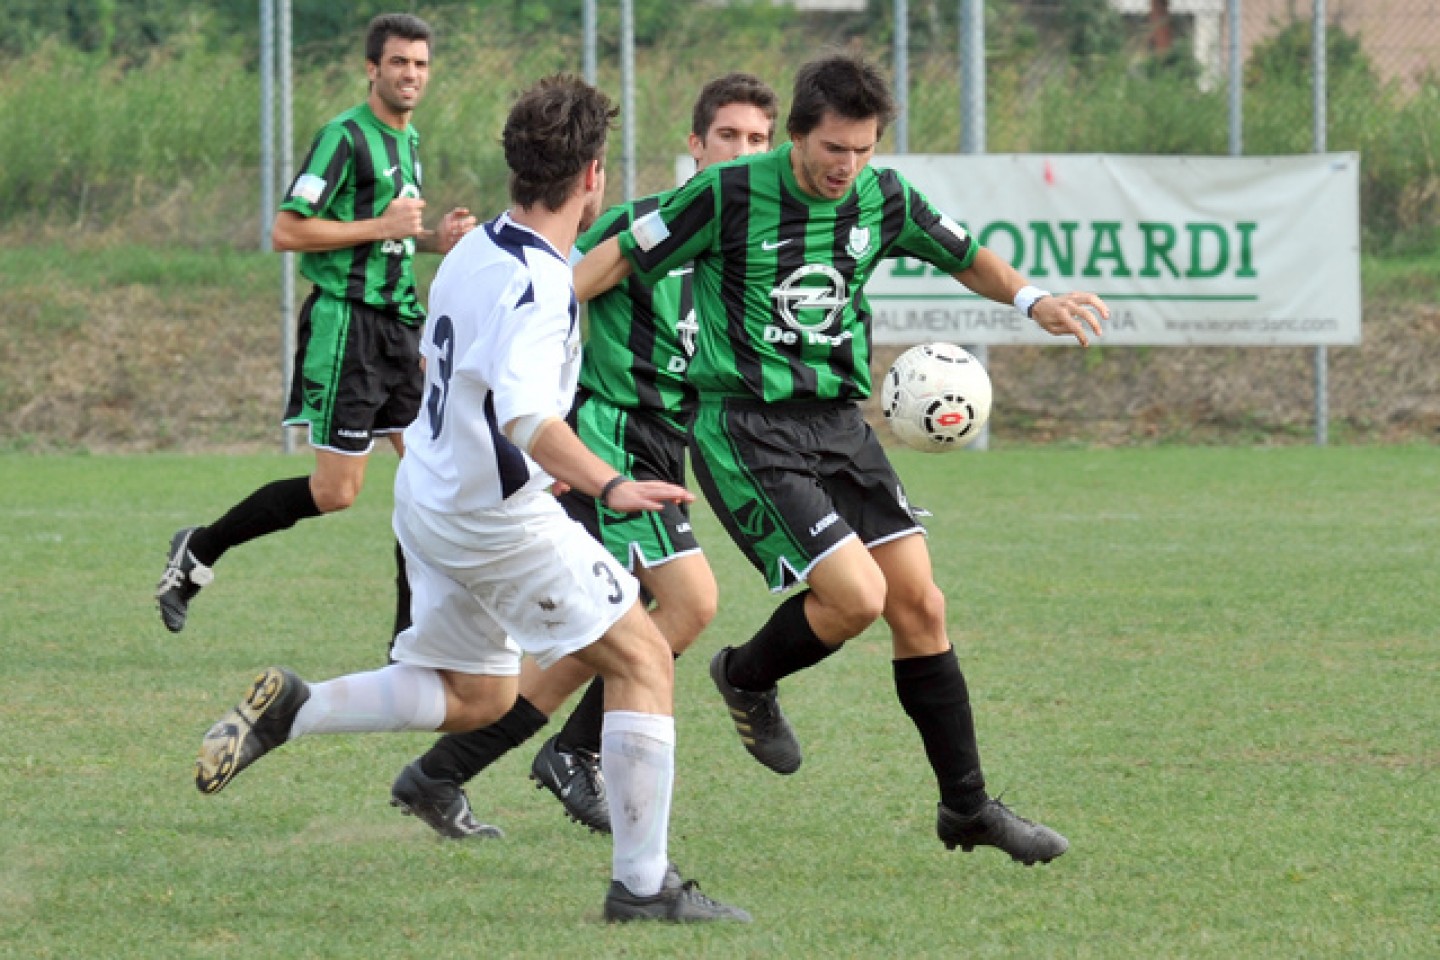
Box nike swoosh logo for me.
[761,239,792,251]
[383,165,400,178]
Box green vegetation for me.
[3,3,1438,255]
[2,447,1435,957]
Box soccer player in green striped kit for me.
[155,13,476,645]
[578,52,1109,865]
[389,73,781,839]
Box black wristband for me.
[599,474,628,507]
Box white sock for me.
[288,664,446,739]
[602,710,676,897]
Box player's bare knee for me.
[691,591,719,634]
[816,586,886,640]
[664,598,717,654]
[888,582,947,637]
[601,625,673,688]
[847,581,889,630]
[310,482,361,513]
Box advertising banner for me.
[867,153,1361,346]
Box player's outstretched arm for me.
[953,246,1108,347]
[573,235,634,303]
[507,415,692,511]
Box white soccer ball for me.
[880,342,992,452]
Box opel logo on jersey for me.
[770,263,849,333]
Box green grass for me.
[2,448,1436,958]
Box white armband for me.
[1013,285,1052,320]
[505,413,561,454]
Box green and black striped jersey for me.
[280,103,426,323]
[577,192,696,430]
[618,143,978,403]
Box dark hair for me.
[786,52,897,138]
[365,13,432,64]
[691,72,779,140]
[503,75,618,211]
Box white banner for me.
[866,153,1361,346]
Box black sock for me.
[393,539,412,639]
[894,648,988,815]
[725,590,840,691]
[417,695,549,784]
[189,475,321,566]
[554,676,606,755]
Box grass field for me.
[2,447,1436,959]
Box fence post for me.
[1227,0,1241,157]
[620,0,635,201]
[260,0,274,253]
[959,0,989,450]
[582,0,597,84]
[894,0,908,153]
[279,0,295,454]
[1313,0,1329,447]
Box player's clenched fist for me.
[380,196,428,240]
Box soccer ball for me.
[880,343,992,452]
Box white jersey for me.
[400,212,582,513]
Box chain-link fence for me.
[6,1,1439,449]
[379,0,1440,256]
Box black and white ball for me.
[880,343,992,452]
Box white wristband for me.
[1013,285,1052,319]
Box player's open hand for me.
[605,479,694,513]
[435,207,478,254]
[1031,291,1108,347]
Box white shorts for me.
[390,481,641,675]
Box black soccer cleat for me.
[603,864,752,924]
[195,667,310,795]
[156,526,213,633]
[937,798,1069,865]
[708,647,802,775]
[529,735,610,834]
[390,760,503,840]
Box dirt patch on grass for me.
[5,226,1438,450]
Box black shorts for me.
[558,389,699,570]
[689,399,924,591]
[283,287,423,454]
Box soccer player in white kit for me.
[193,74,749,925]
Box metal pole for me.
[1312,0,1328,446]
[260,0,274,251]
[893,0,909,153]
[279,0,296,453]
[959,0,989,450]
[959,0,985,154]
[1227,0,1241,156]
[620,0,635,200]
[582,0,597,84]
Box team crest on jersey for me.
[846,226,871,258]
